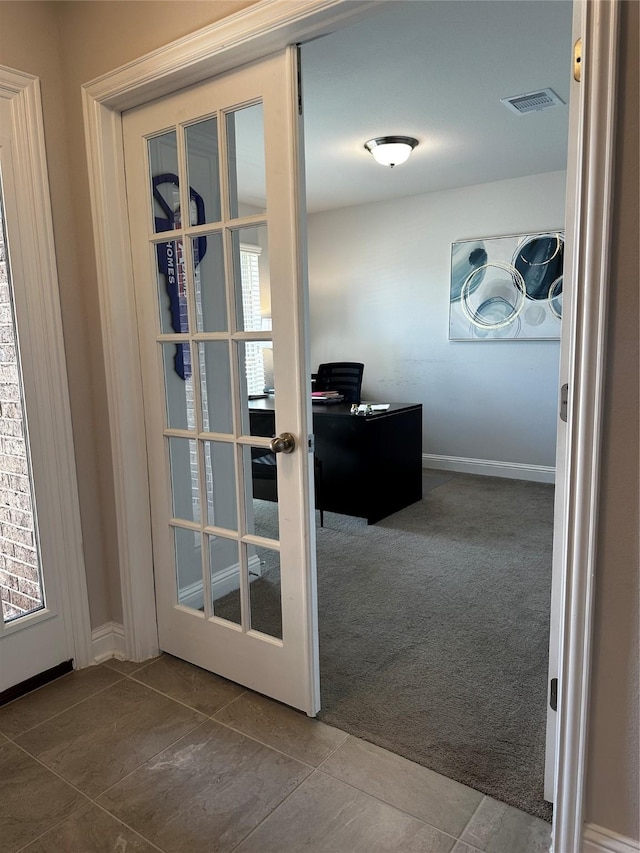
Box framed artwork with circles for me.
[449,232,564,340]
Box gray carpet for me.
[219,471,554,821]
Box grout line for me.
[455,795,487,847]
[90,800,167,853]
[209,689,248,719]
[12,799,89,853]
[9,737,97,801]
[103,656,160,676]
[95,718,210,800]
[123,671,215,714]
[87,674,346,772]
[123,668,247,720]
[208,716,318,771]
[312,764,465,844]
[227,768,317,852]
[315,728,350,771]
[2,672,127,740]
[9,741,94,848]
[96,716,315,853]
[10,707,209,804]
[10,737,170,853]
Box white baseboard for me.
[583,824,640,853]
[91,621,126,663]
[422,453,555,484]
[179,555,263,611]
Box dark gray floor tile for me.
[214,690,347,766]
[0,665,122,738]
[22,803,158,853]
[234,770,457,853]
[321,735,483,836]
[452,842,484,853]
[98,720,311,853]
[460,797,551,853]
[132,653,244,715]
[0,739,87,853]
[16,678,205,798]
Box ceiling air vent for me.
[500,88,565,115]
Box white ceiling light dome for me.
[364,136,419,168]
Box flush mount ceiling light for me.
[364,136,419,168]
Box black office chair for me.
[315,362,364,404]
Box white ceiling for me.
[300,0,573,214]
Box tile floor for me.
[0,655,552,853]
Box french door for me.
[123,50,319,714]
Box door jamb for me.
[550,3,620,850]
[81,1,619,849]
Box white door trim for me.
[0,65,92,669]
[80,0,619,848]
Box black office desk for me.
[249,399,423,524]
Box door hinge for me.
[573,38,582,82]
[308,434,315,453]
[560,383,569,422]
[296,44,303,116]
[550,677,558,712]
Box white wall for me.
[307,171,566,472]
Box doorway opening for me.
[83,1,619,848]
[300,0,573,822]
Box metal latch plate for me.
[560,383,569,422]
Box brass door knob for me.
[269,432,295,454]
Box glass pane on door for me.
[226,103,266,218]
[149,132,180,234]
[185,118,222,225]
[155,237,188,335]
[203,440,237,531]
[174,526,202,611]
[0,196,45,623]
[168,437,200,523]
[162,343,195,430]
[232,226,271,333]
[198,342,233,435]
[248,543,282,640]
[243,445,279,541]
[210,534,241,626]
[194,232,226,333]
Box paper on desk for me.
[357,403,390,412]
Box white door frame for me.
[81,1,619,850]
[0,66,92,673]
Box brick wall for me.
[0,227,43,622]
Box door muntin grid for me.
[148,103,281,637]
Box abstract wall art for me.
[449,232,564,340]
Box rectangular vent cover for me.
[501,88,565,115]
